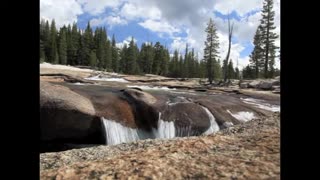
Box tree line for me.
[40,0,279,81]
[40,19,239,79]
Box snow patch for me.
[127,85,176,91]
[73,82,85,85]
[227,110,256,122]
[241,98,280,112]
[85,75,129,83]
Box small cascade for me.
[153,113,176,139]
[101,117,154,145]
[200,106,220,135]
[176,125,193,137]
[101,105,222,145]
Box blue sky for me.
[40,0,280,69]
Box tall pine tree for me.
[260,0,279,78]
[58,26,67,65]
[204,18,220,84]
[249,25,264,78]
[49,20,58,63]
[111,34,119,72]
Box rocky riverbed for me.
[40,63,280,179]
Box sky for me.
[40,0,280,69]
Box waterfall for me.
[101,106,221,145]
[153,112,176,139]
[200,106,220,135]
[101,117,154,145]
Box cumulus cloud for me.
[40,0,280,69]
[139,19,180,36]
[214,0,263,16]
[40,0,82,28]
[77,0,125,15]
[116,36,138,48]
[90,16,127,28]
[120,2,161,20]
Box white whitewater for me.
[101,107,223,145]
[101,117,153,145]
[153,113,176,139]
[101,113,176,145]
[201,107,220,135]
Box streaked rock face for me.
[40,74,277,152]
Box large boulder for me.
[240,82,248,89]
[271,79,280,86]
[248,80,261,88]
[122,88,159,131]
[258,81,274,90]
[40,81,100,143]
[162,102,211,136]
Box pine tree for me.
[204,18,220,84]
[111,34,119,72]
[77,35,87,65]
[169,49,179,77]
[58,26,67,65]
[104,28,112,70]
[227,60,235,79]
[249,25,264,78]
[126,37,138,74]
[119,44,128,73]
[68,22,79,65]
[184,44,189,77]
[268,44,277,78]
[260,0,279,78]
[160,48,169,76]
[40,39,46,63]
[242,65,255,79]
[54,50,59,64]
[89,50,97,67]
[152,42,162,75]
[82,22,93,65]
[44,20,50,61]
[94,28,105,68]
[214,59,222,80]
[178,54,184,77]
[235,67,240,80]
[49,20,58,63]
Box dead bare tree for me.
[223,15,234,84]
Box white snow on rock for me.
[85,75,129,83]
[227,110,256,122]
[127,85,176,90]
[241,98,280,112]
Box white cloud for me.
[214,0,263,16]
[40,0,280,69]
[139,19,180,36]
[120,2,161,20]
[90,16,127,28]
[77,0,125,15]
[40,0,82,28]
[116,36,137,48]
